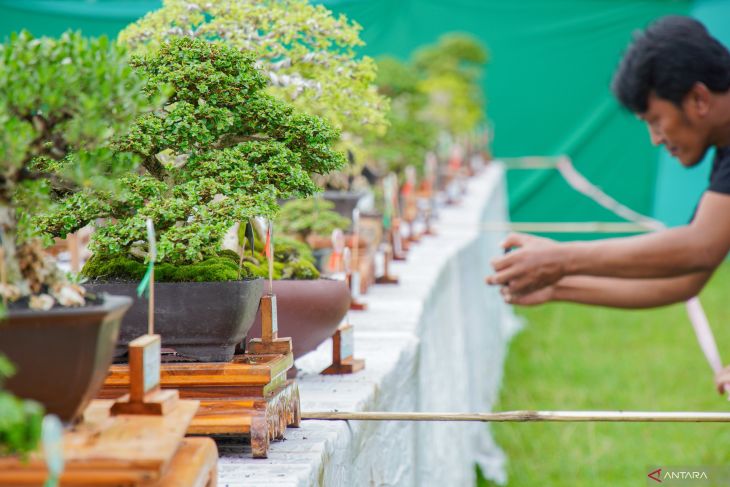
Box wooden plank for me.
[158,438,218,487]
[105,353,293,390]
[0,400,199,486]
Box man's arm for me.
[488,191,730,295]
[534,272,713,309]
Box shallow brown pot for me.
[249,279,351,358]
[0,295,132,422]
[85,280,263,362]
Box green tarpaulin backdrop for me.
[4,0,728,232]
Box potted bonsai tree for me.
[118,0,389,211]
[276,199,351,248]
[367,56,437,180]
[38,37,346,362]
[413,33,488,142]
[0,31,156,421]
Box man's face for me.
[639,91,711,167]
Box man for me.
[486,16,730,391]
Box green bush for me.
[0,355,43,457]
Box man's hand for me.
[714,365,730,395]
[486,233,566,295]
[500,284,554,306]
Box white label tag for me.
[339,326,354,361]
[143,339,161,393]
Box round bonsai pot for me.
[249,279,351,358]
[85,279,264,362]
[0,294,132,422]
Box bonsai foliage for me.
[83,236,320,281]
[366,56,436,178]
[41,38,345,269]
[0,355,43,457]
[0,31,156,307]
[276,198,350,242]
[413,33,488,137]
[118,0,389,141]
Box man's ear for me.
[687,82,712,117]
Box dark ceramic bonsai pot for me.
[0,294,132,422]
[85,279,264,362]
[249,279,351,359]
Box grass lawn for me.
[479,262,730,486]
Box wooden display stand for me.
[321,322,365,375]
[101,294,301,458]
[0,400,217,487]
[0,334,216,487]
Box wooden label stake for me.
[344,247,367,311]
[376,243,399,285]
[322,322,364,375]
[248,220,292,355]
[111,334,179,415]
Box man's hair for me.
[612,16,730,113]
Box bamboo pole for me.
[302,410,730,423]
[482,222,651,234]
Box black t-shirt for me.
[709,146,730,195]
[689,146,730,222]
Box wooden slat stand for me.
[101,294,301,459]
[321,323,365,375]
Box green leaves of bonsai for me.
[0,31,158,305]
[119,0,388,140]
[43,37,344,270]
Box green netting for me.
[0,0,693,238]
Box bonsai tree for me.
[39,37,345,274]
[366,56,436,179]
[276,199,350,243]
[413,33,488,139]
[0,355,43,457]
[119,0,388,143]
[0,31,157,308]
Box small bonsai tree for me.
[413,33,488,138]
[40,38,345,273]
[366,56,436,178]
[276,199,350,243]
[119,0,388,142]
[0,31,157,308]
